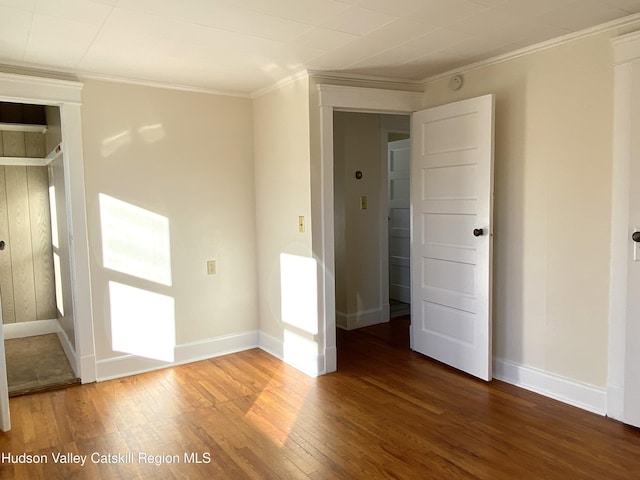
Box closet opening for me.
[0,101,78,395]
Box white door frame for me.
[317,84,423,373]
[608,32,640,424]
[0,72,96,383]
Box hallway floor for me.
[4,334,79,396]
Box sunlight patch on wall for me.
[99,194,172,286]
[101,130,132,157]
[48,186,59,249]
[109,281,175,362]
[283,329,318,377]
[280,253,318,335]
[138,123,165,143]
[53,252,64,315]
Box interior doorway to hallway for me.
[332,111,411,340]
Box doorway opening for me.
[332,110,411,354]
[0,101,79,395]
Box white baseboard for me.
[96,330,259,381]
[606,384,624,421]
[258,331,321,377]
[3,319,58,339]
[493,357,607,415]
[324,346,337,374]
[56,327,79,377]
[335,307,386,331]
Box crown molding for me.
[0,71,83,104]
[249,70,310,99]
[422,13,640,85]
[0,60,249,98]
[307,70,423,90]
[78,72,250,98]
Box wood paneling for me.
[0,165,55,324]
[1,131,26,157]
[0,166,16,324]
[1,322,639,479]
[5,166,37,323]
[27,166,55,319]
[24,132,45,158]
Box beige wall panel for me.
[0,166,16,324]
[2,131,25,157]
[333,112,383,315]
[24,132,46,158]
[253,76,312,341]
[27,166,55,319]
[81,79,257,359]
[5,166,37,323]
[0,134,3,156]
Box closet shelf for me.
[0,143,62,167]
[0,122,47,134]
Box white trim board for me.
[3,319,58,339]
[336,308,387,331]
[0,62,249,99]
[96,331,259,381]
[493,358,607,416]
[57,327,79,378]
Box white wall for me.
[333,112,387,330]
[252,76,319,375]
[81,80,258,375]
[423,32,615,388]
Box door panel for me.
[411,95,494,381]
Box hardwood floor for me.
[1,317,640,479]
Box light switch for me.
[360,196,368,210]
[299,216,305,233]
[207,260,217,275]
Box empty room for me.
[1,0,640,478]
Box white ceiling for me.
[1,0,639,95]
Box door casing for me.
[317,84,423,373]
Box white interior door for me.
[388,139,411,304]
[411,94,494,381]
[0,298,10,431]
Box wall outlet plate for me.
[207,260,217,275]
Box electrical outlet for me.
[207,260,217,275]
